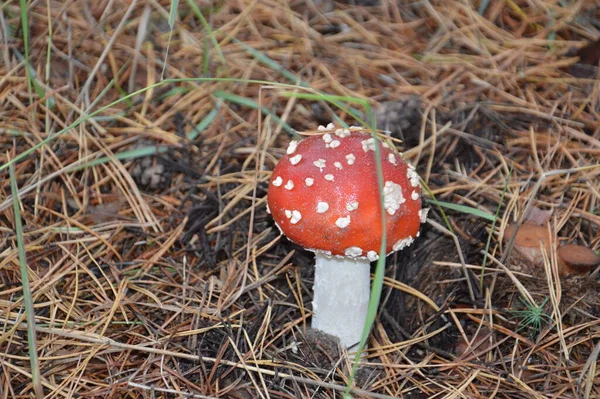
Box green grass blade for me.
[213,90,299,138]
[158,86,191,101]
[278,91,363,105]
[480,167,512,290]
[10,163,44,398]
[15,1,46,103]
[234,39,364,120]
[43,3,55,110]
[478,0,492,14]
[189,100,222,140]
[2,146,170,212]
[420,182,455,235]
[12,49,47,103]
[427,199,496,221]
[233,38,299,84]
[161,0,181,80]
[186,0,225,65]
[346,107,384,398]
[18,0,33,104]
[73,145,170,171]
[168,0,180,28]
[278,91,364,127]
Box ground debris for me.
[1,1,599,398]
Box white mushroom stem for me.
[312,253,370,349]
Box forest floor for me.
[1,0,600,398]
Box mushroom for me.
[267,126,423,348]
[557,244,600,277]
[503,223,554,266]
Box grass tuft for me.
[511,297,552,338]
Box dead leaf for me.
[80,197,127,225]
[524,206,552,226]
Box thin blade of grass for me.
[420,182,454,233]
[233,38,299,84]
[235,39,363,120]
[478,0,492,14]
[0,146,170,213]
[214,90,298,138]
[188,100,222,140]
[12,49,49,104]
[427,199,496,221]
[158,86,190,101]
[278,91,364,127]
[9,163,44,399]
[18,0,33,104]
[346,108,384,398]
[161,0,179,80]
[43,0,56,110]
[73,145,170,171]
[168,0,179,28]
[480,167,512,290]
[186,0,225,65]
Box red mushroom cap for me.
[267,127,423,261]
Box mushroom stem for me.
[312,254,370,349]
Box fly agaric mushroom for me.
[267,125,424,348]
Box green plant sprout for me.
[510,296,551,338]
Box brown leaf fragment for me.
[524,206,552,226]
[80,197,127,225]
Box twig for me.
[427,218,477,302]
